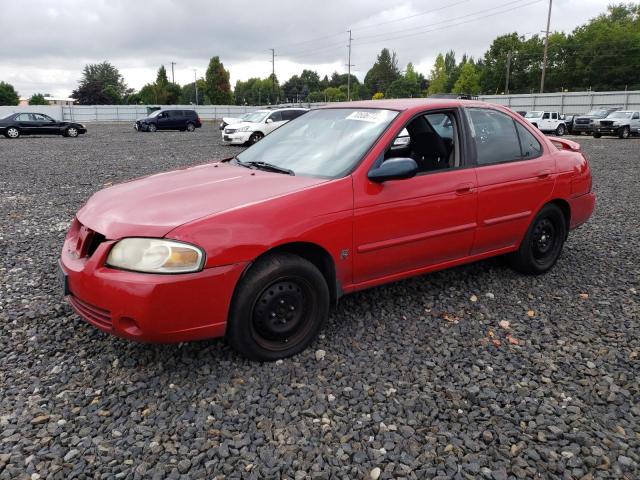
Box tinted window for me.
[268,111,283,122]
[33,113,53,122]
[551,113,558,120]
[466,108,522,165]
[280,110,295,121]
[184,110,197,118]
[633,112,640,120]
[167,110,182,118]
[515,122,542,159]
[16,113,33,121]
[542,112,550,119]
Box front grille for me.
[74,224,105,258]
[599,121,614,127]
[224,128,236,134]
[68,295,113,330]
[575,119,591,124]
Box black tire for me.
[5,127,20,139]
[248,132,264,145]
[593,132,602,139]
[186,122,196,132]
[65,127,79,138]
[148,123,157,132]
[618,126,630,139]
[509,203,567,275]
[555,124,566,136]
[226,253,330,361]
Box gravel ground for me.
[1,125,639,479]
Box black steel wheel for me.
[509,203,567,274]
[593,132,602,138]
[227,253,329,361]
[619,126,630,139]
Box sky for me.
[0,0,634,98]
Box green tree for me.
[427,54,448,95]
[72,62,129,104]
[452,62,481,94]
[28,93,49,105]
[139,66,181,104]
[372,92,385,100]
[181,79,207,104]
[0,82,19,105]
[364,48,401,96]
[205,56,233,105]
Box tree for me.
[452,62,481,94]
[181,79,207,105]
[28,93,49,105]
[372,92,385,100]
[427,54,448,95]
[364,48,401,96]
[0,82,19,105]
[205,56,233,105]
[72,62,129,104]
[139,66,181,104]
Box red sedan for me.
[60,99,595,360]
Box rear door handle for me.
[537,170,552,179]
[455,183,474,194]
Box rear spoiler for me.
[548,136,581,152]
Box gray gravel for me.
[1,125,639,479]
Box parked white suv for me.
[524,111,567,136]
[593,110,640,139]
[222,108,308,145]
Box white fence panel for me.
[479,90,640,113]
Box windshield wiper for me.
[235,158,294,176]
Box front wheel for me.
[619,126,630,139]
[509,204,567,275]
[5,127,20,139]
[555,124,565,136]
[226,253,330,361]
[593,132,602,138]
[248,132,264,145]
[147,123,157,132]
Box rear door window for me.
[515,122,542,159]
[465,108,524,165]
[268,111,283,122]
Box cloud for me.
[0,0,633,97]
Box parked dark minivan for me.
[134,109,202,132]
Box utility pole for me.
[346,30,354,101]
[540,0,553,93]
[269,48,276,104]
[170,62,176,83]
[505,51,512,95]
[194,69,198,106]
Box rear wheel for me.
[148,123,157,132]
[509,204,567,275]
[65,127,79,138]
[593,132,602,138]
[5,127,20,139]
[619,126,630,139]
[226,253,330,361]
[248,132,264,145]
[186,122,196,132]
[555,124,566,136]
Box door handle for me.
[536,170,552,179]
[455,183,474,194]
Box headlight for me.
[237,126,252,132]
[106,238,205,273]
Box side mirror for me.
[368,158,418,183]
[266,118,273,124]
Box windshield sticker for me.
[345,111,387,123]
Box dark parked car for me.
[134,109,202,132]
[572,107,621,135]
[0,112,86,139]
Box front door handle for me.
[536,170,552,179]
[455,183,474,195]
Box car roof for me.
[272,107,308,111]
[316,98,502,114]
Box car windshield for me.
[607,112,632,119]
[148,110,162,118]
[525,111,543,118]
[586,109,609,117]
[243,111,269,123]
[235,108,398,178]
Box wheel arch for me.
[548,198,571,237]
[239,241,340,306]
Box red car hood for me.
[77,162,327,239]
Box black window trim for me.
[464,106,544,168]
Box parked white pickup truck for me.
[593,110,640,139]
[524,111,567,136]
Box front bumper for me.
[572,123,593,133]
[221,130,252,145]
[594,126,621,135]
[59,222,247,343]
